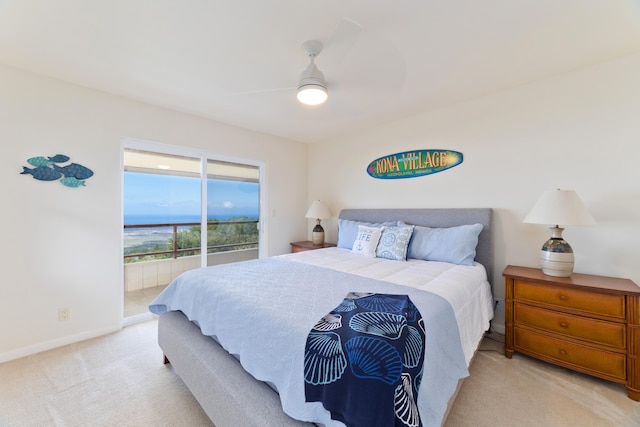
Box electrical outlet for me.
[59,308,70,321]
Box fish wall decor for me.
[20,154,94,188]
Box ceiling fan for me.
[231,19,362,102]
[233,18,405,110]
[296,40,328,106]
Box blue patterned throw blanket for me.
[305,292,426,427]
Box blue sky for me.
[124,172,259,220]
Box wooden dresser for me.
[503,265,640,401]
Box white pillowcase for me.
[351,225,384,257]
[337,219,397,249]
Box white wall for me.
[0,64,309,362]
[308,52,640,332]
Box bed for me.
[150,208,494,427]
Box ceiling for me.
[2,1,640,144]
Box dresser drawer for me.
[514,302,626,349]
[514,280,625,320]
[514,327,626,382]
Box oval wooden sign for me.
[366,149,463,179]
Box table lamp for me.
[305,200,331,245]
[523,189,596,277]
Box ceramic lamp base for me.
[311,231,325,245]
[540,231,574,277]
[540,250,574,277]
[311,222,325,245]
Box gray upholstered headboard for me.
[339,208,493,286]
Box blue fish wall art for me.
[20,154,94,188]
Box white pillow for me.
[337,219,397,249]
[351,225,383,257]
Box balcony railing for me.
[124,219,259,262]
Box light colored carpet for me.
[445,335,640,427]
[0,319,212,427]
[1,320,638,426]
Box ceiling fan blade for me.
[231,86,294,96]
[321,18,363,68]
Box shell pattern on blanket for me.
[305,292,426,427]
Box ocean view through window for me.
[122,146,261,319]
[123,158,260,263]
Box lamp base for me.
[311,231,325,245]
[311,222,325,245]
[540,228,574,277]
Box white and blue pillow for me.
[351,225,384,258]
[375,225,415,261]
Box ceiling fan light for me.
[297,57,328,106]
[297,84,328,105]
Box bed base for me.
[159,310,312,426]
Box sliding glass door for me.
[205,160,260,266]
[122,143,261,320]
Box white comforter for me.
[278,247,494,365]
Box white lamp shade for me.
[524,189,596,226]
[305,200,331,219]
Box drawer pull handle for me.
[559,349,567,356]
[559,321,568,328]
[558,294,567,301]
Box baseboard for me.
[123,311,156,327]
[490,321,505,335]
[0,324,120,364]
